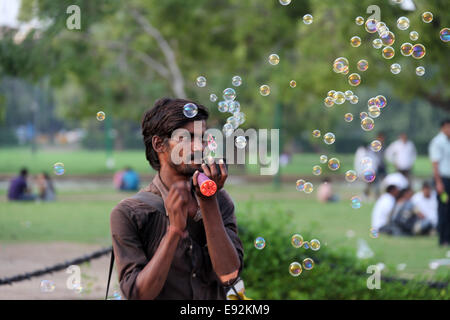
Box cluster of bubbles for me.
[332,57,362,86]
[323,89,359,108]
[296,179,314,194]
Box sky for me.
[0,0,21,27]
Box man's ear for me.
[152,136,168,153]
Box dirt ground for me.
[0,242,120,300]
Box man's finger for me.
[193,170,199,187]
[201,162,211,177]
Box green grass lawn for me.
[0,147,433,177]
[1,183,448,282]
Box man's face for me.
[400,133,407,142]
[423,186,431,198]
[166,120,206,177]
[442,123,450,138]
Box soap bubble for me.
[327,90,336,99]
[360,112,368,120]
[209,94,218,102]
[296,179,306,191]
[381,31,395,46]
[218,101,228,113]
[303,14,313,25]
[376,22,388,34]
[365,19,378,33]
[227,116,240,130]
[254,237,266,249]
[345,170,357,182]
[312,165,322,176]
[232,76,242,87]
[409,31,419,41]
[303,258,315,270]
[312,129,321,138]
[183,103,198,118]
[349,95,359,104]
[351,196,361,209]
[222,123,234,137]
[304,182,314,194]
[345,90,354,100]
[390,63,401,74]
[319,155,328,163]
[259,85,270,96]
[302,241,310,249]
[440,28,450,42]
[289,262,303,277]
[290,80,297,88]
[416,66,425,76]
[372,38,383,49]
[328,158,340,171]
[228,100,240,113]
[268,53,280,65]
[350,36,361,47]
[40,280,55,293]
[355,16,364,26]
[223,88,236,101]
[363,169,376,182]
[361,117,375,131]
[361,157,373,169]
[422,12,433,23]
[400,42,413,56]
[333,57,349,73]
[348,73,361,86]
[333,91,346,104]
[291,234,304,248]
[357,59,369,72]
[53,162,65,175]
[323,132,335,145]
[411,44,426,59]
[235,136,247,149]
[368,106,381,118]
[370,140,382,152]
[375,95,387,109]
[324,97,334,108]
[397,17,410,30]
[96,111,105,121]
[344,113,354,122]
[310,239,320,251]
[382,46,395,59]
[196,76,206,87]
[370,228,379,238]
[279,0,291,5]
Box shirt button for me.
[192,272,196,278]
[189,245,193,250]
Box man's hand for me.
[165,181,190,231]
[193,158,228,198]
[436,179,445,195]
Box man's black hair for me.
[441,119,450,127]
[20,168,28,176]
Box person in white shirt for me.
[411,181,438,229]
[371,185,399,231]
[385,133,417,182]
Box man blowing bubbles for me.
[110,98,243,300]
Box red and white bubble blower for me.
[197,172,217,197]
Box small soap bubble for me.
[372,38,383,49]
[344,90,354,100]
[302,241,310,249]
[397,17,410,30]
[370,140,382,152]
[228,100,240,113]
[268,54,280,65]
[312,129,321,138]
[370,228,379,238]
[333,57,349,74]
[303,14,313,25]
[53,162,65,176]
[210,94,218,102]
[40,280,55,293]
[289,80,297,88]
[363,169,376,182]
[218,101,228,113]
[328,158,340,171]
[323,132,335,145]
[422,12,433,23]
[232,76,242,87]
[365,19,378,33]
[296,179,306,191]
[351,196,361,209]
[355,16,364,26]
[349,95,359,104]
[400,42,413,56]
[333,91,346,105]
[303,258,315,270]
[416,66,425,76]
[312,165,322,176]
[361,157,373,169]
[375,95,387,109]
[259,85,271,96]
[409,31,419,41]
[344,113,354,122]
[289,262,303,277]
[291,234,304,248]
[310,239,320,251]
[348,73,361,86]
[279,0,291,5]
[227,116,240,130]
[357,59,369,72]
[183,103,198,118]
[381,31,395,46]
[411,44,426,59]
[319,155,328,163]
[376,22,388,34]
[382,46,395,59]
[360,111,368,120]
[368,106,381,118]
[235,136,246,149]
[304,182,314,194]
[96,111,105,121]
[254,237,266,249]
[361,117,375,131]
[350,36,361,47]
[327,90,336,99]
[345,170,357,182]
[196,76,207,87]
[222,123,234,137]
[223,88,237,101]
[440,28,450,42]
[324,97,334,108]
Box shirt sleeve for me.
[429,137,442,163]
[110,202,149,300]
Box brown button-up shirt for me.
[110,175,244,300]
